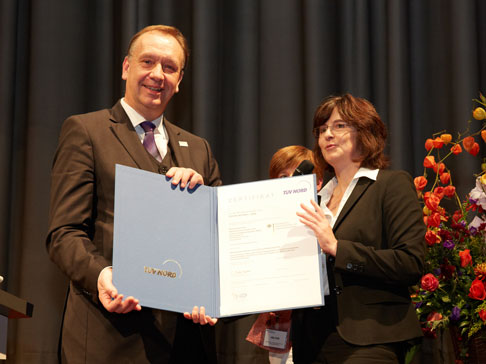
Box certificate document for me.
[113,164,326,318]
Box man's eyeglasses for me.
[312,121,352,138]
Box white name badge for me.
[263,329,288,349]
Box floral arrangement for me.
[411,94,486,362]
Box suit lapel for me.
[164,118,194,169]
[333,176,374,231]
[108,101,158,172]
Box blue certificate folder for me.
[113,164,325,318]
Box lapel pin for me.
[179,141,188,147]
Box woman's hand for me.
[297,199,338,256]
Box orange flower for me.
[425,193,441,211]
[463,136,475,152]
[433,162,446,175]
[425,138,434,151]
[414,176,427,191]
[426,312,443,321]
[473,107,486,120]
[432,137,444,149]
[426,212,441,228]
[459,249,473,267]
[451,144,462,155]
[434,187,445,200]
[474,263,486,280]
[423,156,436,169]
[425,230,441,246]
[482,130,486,143]
[452,210,462,222]
[440,133,452,144]
[443,185,456,197]
[469,142,480,156]
[440,172,450,184]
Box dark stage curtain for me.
[1,0,485,362]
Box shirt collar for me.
[120,98,163,129]
[318,167,379,199]
[354,167,379,181]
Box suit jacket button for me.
[333,287,342,295]
[328,256,335,263]
[160,166,168,174]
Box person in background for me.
[268,146,320,180]
[46,25,220,363]
[294,94,426,364]
[247,145,322,364]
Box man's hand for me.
[97,267,142,313]
[183,306,218,326]
[166,167,204,189]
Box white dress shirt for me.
[120,98,169,159]
[318,168,379,227]
[316,168,379,297]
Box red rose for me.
[459,249,472,267]
[479,310,486,322]
[468,279,486,300]
[421,273,439,292]
[414,176,427,191]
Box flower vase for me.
[450,326,486,363]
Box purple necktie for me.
[140,121,162,162]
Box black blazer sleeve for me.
[331,169,426,345]
[334,170,426,286]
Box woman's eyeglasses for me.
[312,121,352,138]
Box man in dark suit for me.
[46,25,221,363]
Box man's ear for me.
[175,70,184,93]
[121,56,130,81]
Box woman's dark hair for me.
[312,93,389,173]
